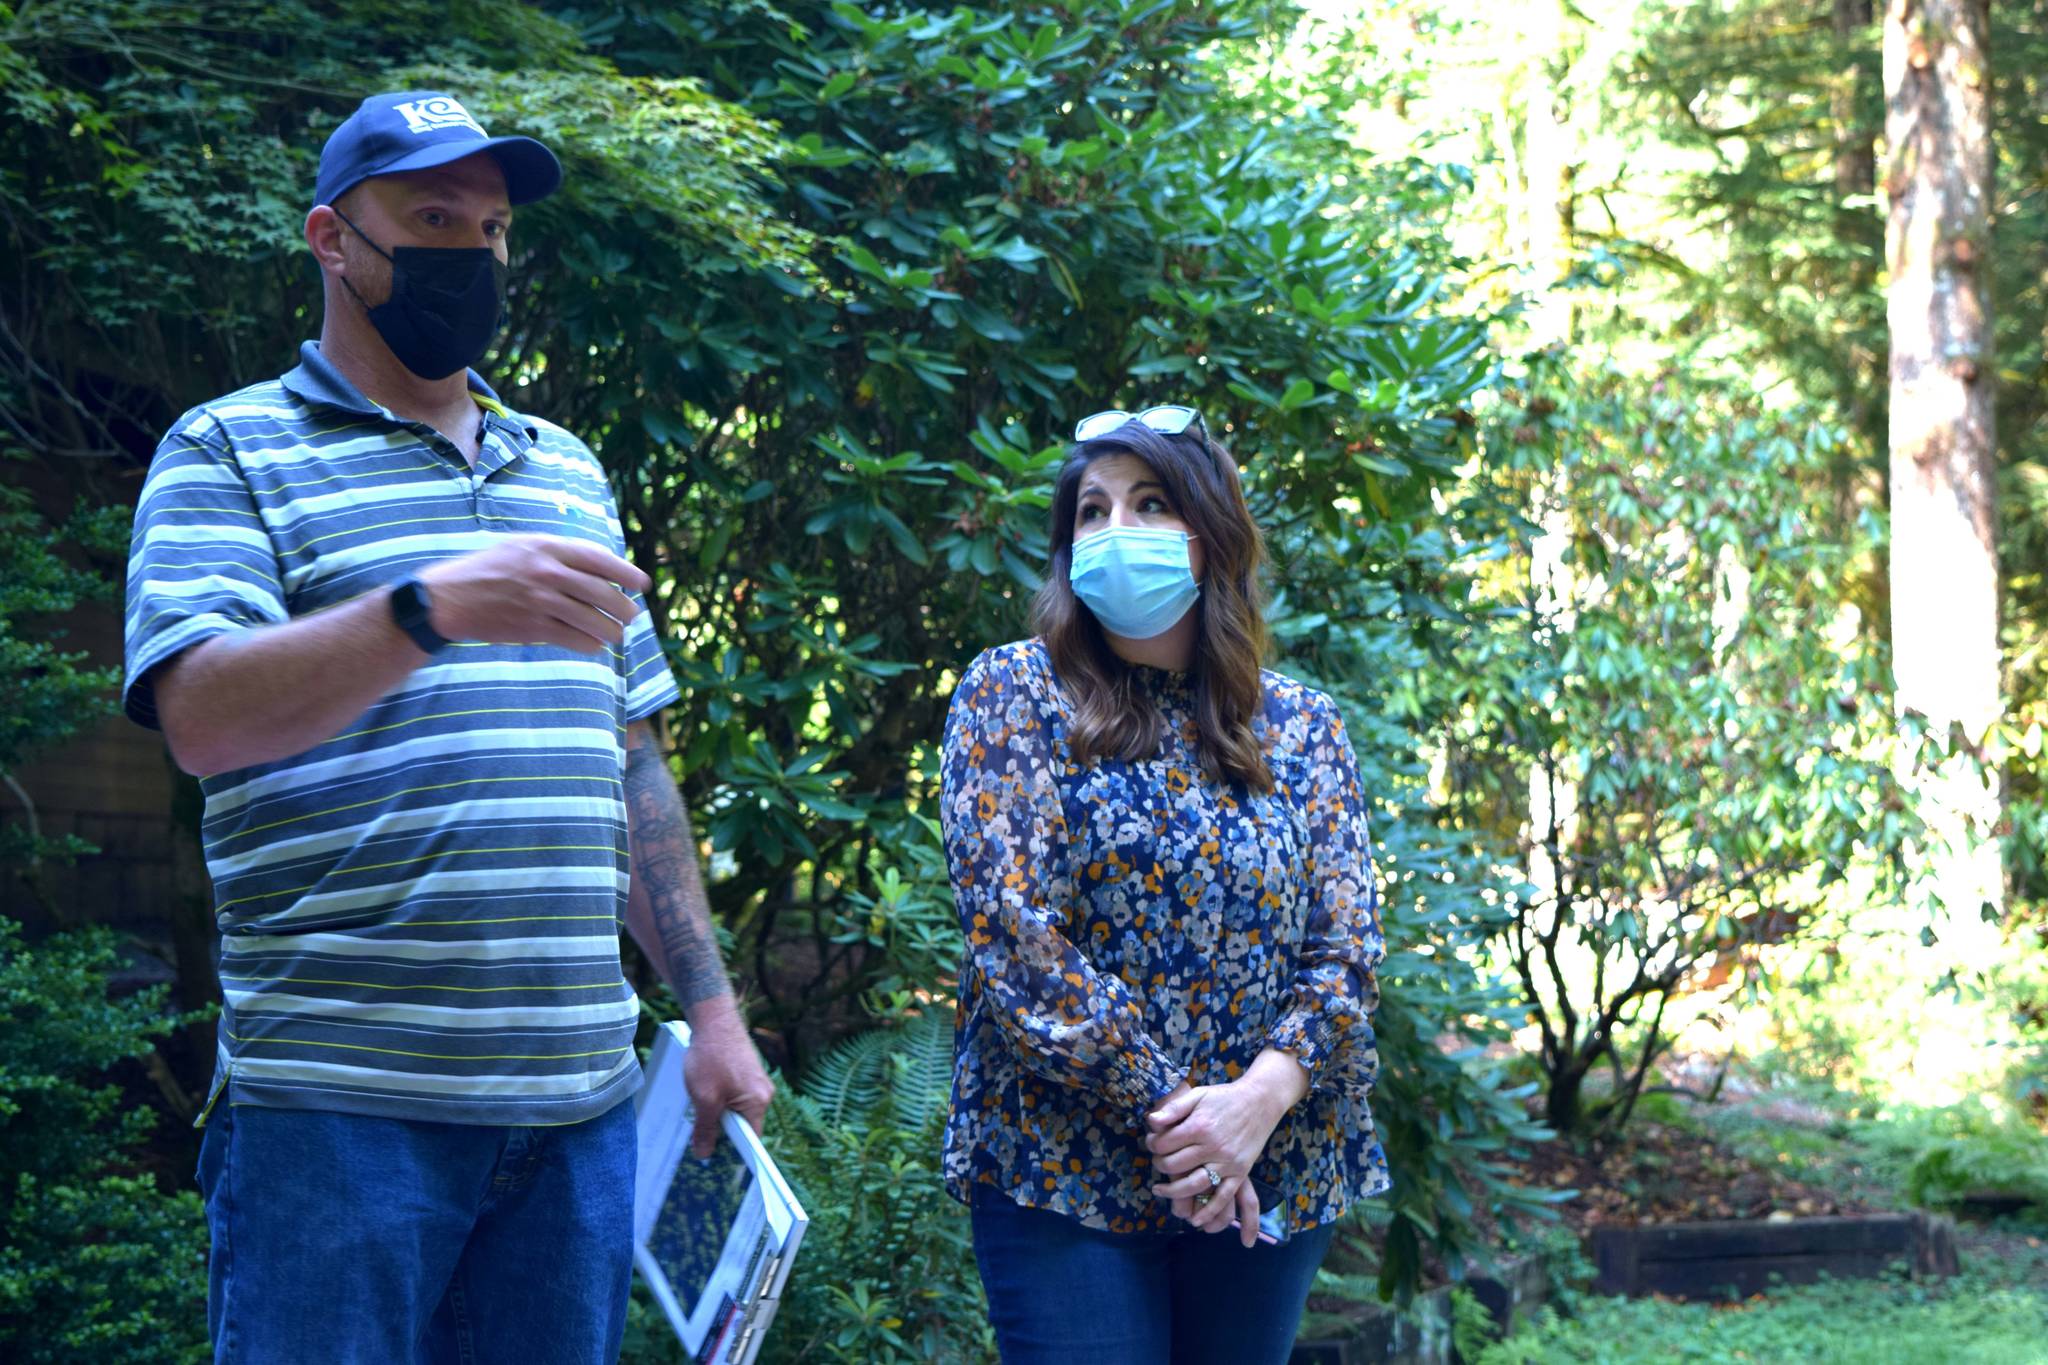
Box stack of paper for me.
[632,1021,808,1365]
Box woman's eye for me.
[1079,505,1102,521]
[1142,498,1168,514]
[485,222,505,238]
[422,211,445,228]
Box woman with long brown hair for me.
[938,407,1389,1363]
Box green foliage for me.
[1450,1282,1504,1361]
[8,0,1608,1320]
[1615,0,2048,976]
[1474,1254,2048,1365]
[0,29,212,1343]
[1623,0,2048,705]
[816,812,964,1019]
[1621,0,1887,468]
[1903,1132,2048,1215]
[1676,1072,2048,1222]
[621,1012,980,1364]
[566,0,1555,1300]
[619,1012,980,1364]
[1504,1217,1600,1319]
[0,452,126,876]
[1450,357,1909,1137]
[0,921,208,1364]
[0,462,123,768]
[6,4,2030,1360]
[763,1010,988,1365]
[0,0,812,448]
[1271,401,1565,1293]
[1850,1106,2048,1216]
[1500,1089,2048,1363]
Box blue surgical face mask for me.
[1069,525,1201,639]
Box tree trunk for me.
[1831,0,1891,641]
[1883,0,2003,940]
[1524,19,1582,902]
[1545,1058,1587,1135]
[1836,0,1878,206]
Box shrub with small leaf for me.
[0,922,209,1364]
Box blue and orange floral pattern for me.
[939,637,1390,1235]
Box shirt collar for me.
[279,341,541,441]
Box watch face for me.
[392,577,445,650]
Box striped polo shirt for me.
[122,341,681,1127]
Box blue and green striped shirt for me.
[123,342,681,1126]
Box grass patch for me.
[1476,1238,2048,1364]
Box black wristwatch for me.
[389,576,451,655]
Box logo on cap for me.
[394,96,486,137]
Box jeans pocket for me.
[196,1093,232,1196]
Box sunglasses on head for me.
[1073,405,1211,446]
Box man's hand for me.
[419,534,649,654]
[682,996,775,1157]
[1144,1050,1310,1244]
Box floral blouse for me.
[938,637,1389,1235]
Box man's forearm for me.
[622,721,735,1012]
[155,590,426,777]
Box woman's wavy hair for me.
[1030,419,1273,793]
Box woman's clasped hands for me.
[1144,1049,1311,1247]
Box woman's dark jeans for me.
[969,1184,1338,1365]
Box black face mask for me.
[334,208,507,381]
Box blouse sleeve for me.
[940,647,1188,1123]
[1266,690,1386,1096]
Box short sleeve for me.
[620,598,681,722]
[122,418,288,730]
[587,461,679,723]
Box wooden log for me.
[1591,1213,1957,1301]
[1619,1214,1918,1259]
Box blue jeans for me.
[969,1185,1338,1365]
[196,1092,636,1364]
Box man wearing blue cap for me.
[120,90,772,1362]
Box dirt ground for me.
[1506,1113,1866,1239]
[1311,1068,1895,1305]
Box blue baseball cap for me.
[313,90,562,209]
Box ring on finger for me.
[1202,1163,1220,1190]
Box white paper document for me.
[633,1021,808,1365]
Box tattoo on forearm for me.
[624,725,731,1008]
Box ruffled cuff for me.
[1103,1038,1189,1126]
[1267,1002,1378,1098]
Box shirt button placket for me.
[410,419,476,523]
[461,424,485,527]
